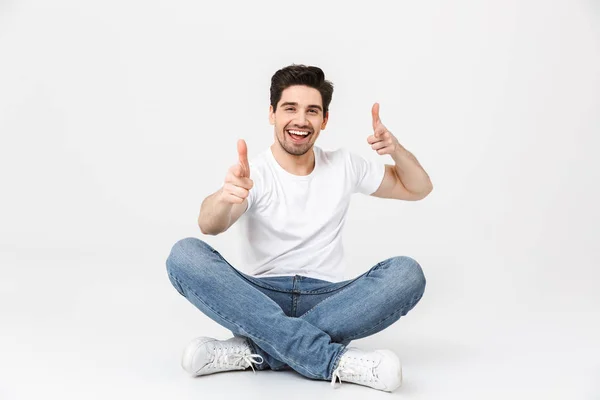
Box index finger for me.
[237,139,250,178]
[371,102,381,131]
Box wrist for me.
[391,145,409,163]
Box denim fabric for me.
[166,237,426,381]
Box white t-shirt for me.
[236,145,385,283]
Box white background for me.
[1,0,599,399]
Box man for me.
[166,64,433,392]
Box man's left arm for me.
[368,103,433,201]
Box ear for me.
[321,111,329,130]
[269,105,275,125]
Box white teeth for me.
[288,130,309,136]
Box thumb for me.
[237,139,250,178]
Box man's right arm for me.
[198,189,248,236]
[199,139,253,236]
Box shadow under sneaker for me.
[181,336,264,376]
[331,347,403,392]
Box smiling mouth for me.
[286,129,312,143]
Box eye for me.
[285,107,295,112]
[308,109,318,114]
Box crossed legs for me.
[166,237,426,380]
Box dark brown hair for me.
[270,64,334,115]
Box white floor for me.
[2,251,599,400]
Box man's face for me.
[269,85,328,156]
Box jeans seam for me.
[299,282,356,319]
[300,280,355,295]
[342,291,424,341]
[301,265,380,295]
[298,266,380,319]
[168,272,323,379]
[214,251,295,294]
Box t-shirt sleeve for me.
[346,150,386,195]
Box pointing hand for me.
[367,103,401,156]
[237,139,250,178]
[221,139,254,204]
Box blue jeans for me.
[166,237,426,381]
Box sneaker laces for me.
[331,354,377,388]
[211,345,264,373]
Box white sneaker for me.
[331,347,403,392]
[181,336,264,376]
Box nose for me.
[292,111,309,127]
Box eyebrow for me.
[280,102,323,112]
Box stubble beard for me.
[276,129,314,156]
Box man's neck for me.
[270,143,315,176]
